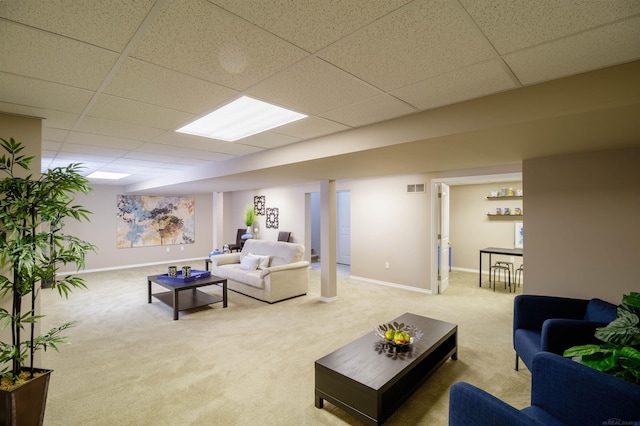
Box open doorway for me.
[431,173,522,294]
[309,191,351,275]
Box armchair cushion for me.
[513,295,617,371]
[449,352,640,426]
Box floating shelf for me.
[486,196,523,200]
[487,214,523,217]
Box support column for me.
[320,180,337,302]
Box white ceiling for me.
[1,0,639,194]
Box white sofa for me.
[209,239,309,303]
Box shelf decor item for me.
[0,137,96,425]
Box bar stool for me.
[490,262,512,292]
[515,264,524,287]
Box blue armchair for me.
[513,294,617,371]
[449,352,640,426]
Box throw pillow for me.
[240,255,260,270]
[248,253,271,269]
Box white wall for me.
[60,185,214,272]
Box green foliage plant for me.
[0,137,96,388]
[564,292,640,385]
[244,205,255,227]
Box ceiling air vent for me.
[406,183,425,194]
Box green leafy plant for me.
[564,292,640,384]
[244,205,255,227]
[0,137,96,388]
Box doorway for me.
[309,190,351,271]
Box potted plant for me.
[564,292,640,385]
[242,205,256,240]
[0,137,95,424]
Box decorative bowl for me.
[374,321,423,347]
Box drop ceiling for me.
[1,0,639,194]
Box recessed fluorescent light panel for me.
[87,171,130,180]
[176,96,307,141]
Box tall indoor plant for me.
[0,137,95,423]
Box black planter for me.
[0,369,52,426]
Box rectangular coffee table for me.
[147,273,227,320]
[315,312,457,425]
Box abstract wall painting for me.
[266,207,279,229]
[254,195,265,215]
[117,195,195,248]
[515,222,524,249]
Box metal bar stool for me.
[515,264,524,288]
[490,263,511,292]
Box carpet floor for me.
[41,264,530,425]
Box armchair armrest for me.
[540,319,609,355]
[531,352,640,425]
[514,295,589,333]
[449,383,544,426]
[209,253,240,267]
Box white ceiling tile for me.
[272,116,350,140]
[318,0,494,91]
[0,73,93,114]
[211,0,413,53]
[0,0,156,51]
[0,20,118,90]
[132,142,231,162]
[42,128,69,143]
[130,0,308,90]
[104,59,238,114]
[505,16,640,85]
[75,116,166,142]
[462,0,640,54]
[247,57,381,115]
[58,143,128,158]
[88,95,194,130]
[152,132,263,156]
[391,60,518,110]
[236,132,300,150]
[65,132,146,150]
[321,95,417,127]
[123,150,212,166]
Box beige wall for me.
[60,185,214,272]
[524,148,640,304]
[450,182,523,272]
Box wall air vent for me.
[406,183,425,194]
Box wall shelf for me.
[487,214,523,218]
[486,196,523,200]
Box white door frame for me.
[430,173,522,294]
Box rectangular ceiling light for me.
[176,96,307,141]
[87,171,130,180]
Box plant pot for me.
[0,369,52,426]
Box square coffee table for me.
[315,312,457,425]
[147,273,227,320]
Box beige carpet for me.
[41,265,530,425]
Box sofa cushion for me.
[224,265,264,289]
[241,239,304,267]
[240,255,260,270]
[583,298,617,323]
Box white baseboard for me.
[349,275,433,295]
[56,257,208,276]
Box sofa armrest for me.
[449,382,544,426]
[540,319,609,355]
[260,261,309,278]
[209,253,240,267]
[514,295,589,333]
[531,352,640,425]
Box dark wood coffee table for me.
[147,273,227,320]
[315,312,457,425]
